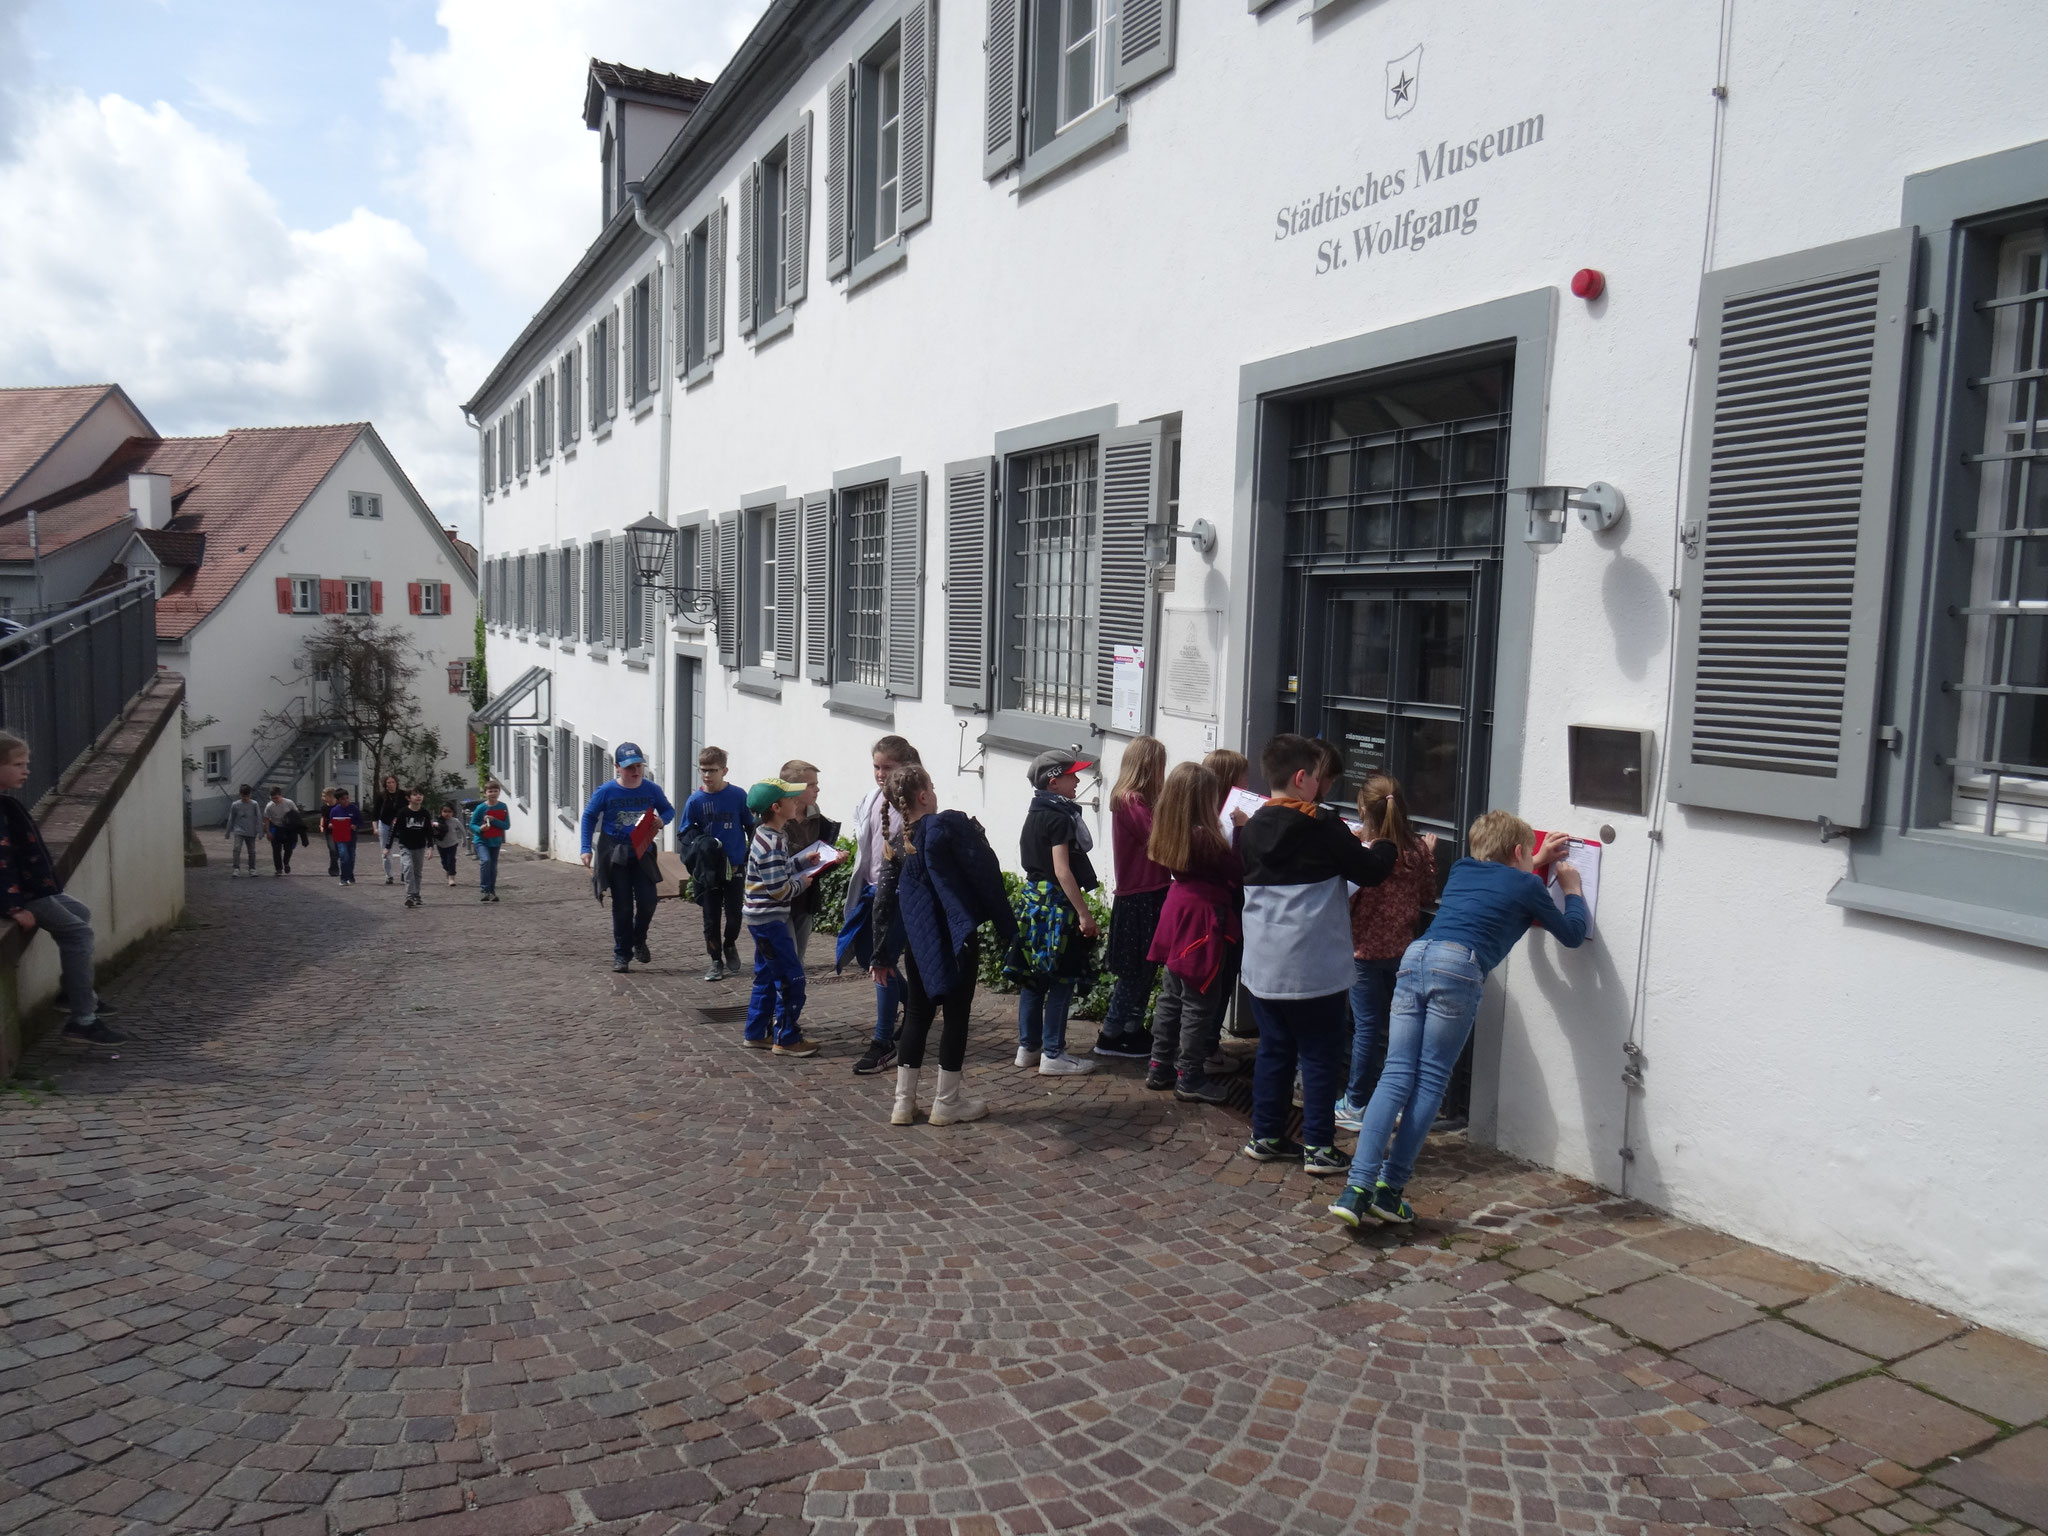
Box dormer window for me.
[585,61,711,234]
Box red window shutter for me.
[371,580,383,614]
[276,577,292,613]
[467,731,477,765]
[320,580,339,613]
[408,581,422,615]
[440,582,453,616]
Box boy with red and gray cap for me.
[1012,749,1101,1077]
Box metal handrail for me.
[0,575,156,653]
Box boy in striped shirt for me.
[742,779,817,1057]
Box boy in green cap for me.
[742,778,818,1056]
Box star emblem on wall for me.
[1384,44,1422,119]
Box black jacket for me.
[372,790,409,824]
[0,794,61,917]
[390,808,441,850]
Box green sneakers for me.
[1328,1185,1372,1227]
[1239,1136,1304,1163]
[1367,1184,1414,1224]
[1328,1183,1415,1228]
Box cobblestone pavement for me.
[4,854,2045,1536]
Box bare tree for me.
[266,616,430,793]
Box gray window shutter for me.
[587,542,604,644]
[1113,0,1175,91]
[622,285,637,406]
[587,327,601,428]
[774,497,801,677]
[566,544,581,638]
[736,165,758,338]
[707,202,727,359]
[546,550,560,636]
[1094,421,1165,724]
[716,513,740,669]
[660,526,678,623]
[899,0,934,231]
[606,306,620,418]
[784,113,811,307]
[609,536,631,650]
[803,489,832,680]
[983,0,1024,179]
[825,70,851,279]
[1668,228,1915,829]
[943,456,997,709]
[884,470,926,698]
[648,266,663,395]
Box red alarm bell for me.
[1571,268,1606,301]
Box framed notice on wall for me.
[1160,608,1222,721]
[1111,645,1145,734]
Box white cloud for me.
[384,0,766,304]
[0,88,480,528]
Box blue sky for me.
[0,0,764,536]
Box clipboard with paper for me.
[1532,831,1601,922]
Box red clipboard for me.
[630,808,660,857]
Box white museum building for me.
[466,1,2048,1343]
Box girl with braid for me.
[869,764,1019,1127]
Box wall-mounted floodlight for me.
[1514,483,1627,546]
[1143,518,1217,567]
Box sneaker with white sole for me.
[1334,1097,1365,1133]
[1037,1051,1095,1076]
[1301,1145,1347,1177]
[1014,1046,1041,1069]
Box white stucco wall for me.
[475,0,2048,1342]
[179,431,478,825]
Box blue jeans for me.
[607,860,657,962]
[1343,958,1399,1109]
[1017,981,1075,1058]
[873,970,903,1044]
[26,894,97,1024]
[1249,991,1349,1149]
[1347,939,1485,1192]
[745,922,808,1045]
[337,840,357,881]
[476,842,500,894]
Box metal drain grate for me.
[696,1005,750,1024]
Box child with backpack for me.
[1336,774,1439,1132]
[1012,750,1100,1077]
[1143,762,1242,1104]
[1096,736,1169,1060]
[682,746,752,980]
[1330,812,1586,1228]
[328,788,363,885]
[435,802,463,885]
[1238,734,1400,1176]
[839,735,921,1077]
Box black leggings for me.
[701,883,744,954]
[900,934,980,1072]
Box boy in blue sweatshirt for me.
[681,745,753,980]
[1331,810,1587,1229]
[579,742,675,973]
[1239,734,1400,1176]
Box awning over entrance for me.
[468,665,550,730]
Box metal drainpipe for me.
[627,181,676,836]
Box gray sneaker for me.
[703,960,725,982]
[723,943,743,972]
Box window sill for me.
[1827,878,2048,952]
[736,667,783,701]
[623,653,649,672]
[826,682,895,723]
[980,709,1101,758]
[518,475,529,487]
[1017,101,1126,193]
[558,641,577,656]
[683,361,714,390]
[751,309,795,349]
[538,461,551,475]
[587,646,610,663]
[562,445,577,461]
[593,423,613,443]
[632,397,656,421]
[846,239,907,292]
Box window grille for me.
[1007,442,1097,720]
[840,482,888,686]
[1952,231,2048,840]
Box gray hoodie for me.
[224,798,264,838]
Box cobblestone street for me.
[4,854,2045,1536]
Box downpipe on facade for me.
[627,181,677,825]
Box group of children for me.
[283,778,510,902]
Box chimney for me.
[129,472,173,530]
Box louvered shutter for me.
[276,578,292,614]
[371,580,384,615]
[1113,0,1175,93]
[1094,422,1164,724]
[566,546,581,639]
[737,165,758,338]
[803,490,832,679]
[884,471,926,698]
[984,0,1025,178]
[899,0,935,230]
[545,554,560,637]
[707,202,727,359]
[608,536,629,650]
[588,328,601,428]
[784,113,812,307]
[773,498,801,677]
[716,513,740,668]
[441,582,453,618]
[606,307,620,419]
[586,543,602,644]
[622,285,638,406]
[1668,228,1915,829]
[408,581,423,615]
[568,348,581,441]
[943,456,997,709]
[825,70,851,279]
[660,527,679,624]
[647,268,663,396]
[697,518,717,616]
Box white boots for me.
[888,1065,988,1126]
[891,1066,921,1125]
[927,1068,987,1126]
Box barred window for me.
[1954,231,2048,839]
[838,482,888,687]
[1006,441,1096,720]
